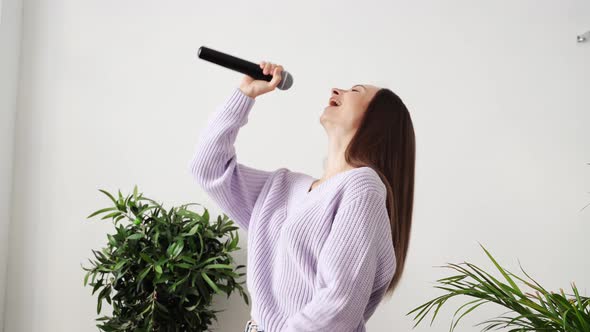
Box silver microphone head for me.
[278,70,294,90]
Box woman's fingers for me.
[259,61,283,76]
[243,60,283,97]
[269,66,282,88]
[253,61,283,91]
[263,62,272,75]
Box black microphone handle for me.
[197,46,293,90]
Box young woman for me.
[188,61,415,332]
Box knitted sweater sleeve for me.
[188,87,275,231]
[283,189,389,332]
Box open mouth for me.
[328,98,341,107]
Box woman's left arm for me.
[282,190,389,332]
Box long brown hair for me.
[344,87,415,297]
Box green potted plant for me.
[407,243,590,332]
[81,185,249,331]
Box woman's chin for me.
[319,110,337,126]
[322,106,338,114]
[321,106,339,118]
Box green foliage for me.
[407,243,590,332]
[81,185,249,331]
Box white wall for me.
[4,1,590,331]
[0,0,23,330]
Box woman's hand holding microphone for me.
[239,61,284,99]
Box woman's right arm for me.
[188,87,273,231]
[188,62,285,231]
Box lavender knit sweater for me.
[188,87,397,332]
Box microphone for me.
[197,46,293,90]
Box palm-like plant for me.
[407,243,590,331]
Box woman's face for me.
[321,84,380,133]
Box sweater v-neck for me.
[304,166,370,196]
[283,166,370,222]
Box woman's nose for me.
[331,88,340,95]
